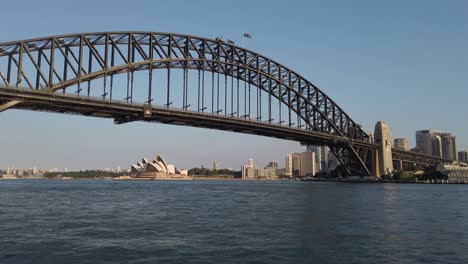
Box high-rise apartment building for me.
[431,134,442,158]
[441,133,457,161]
[266,162,278,169]
[459,151,468,163]
[292,153,301,176]
[307,145,322,172]
[307,145,330,172]
[394,138,409,151]
[241,159,255,179]
[300,151,316,177]
[285,155,293,176]
[416,130,434,156]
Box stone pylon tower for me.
[374,121,393,177]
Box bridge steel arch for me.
[0,32,378,175]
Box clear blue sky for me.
[1,0,467,170]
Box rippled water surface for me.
[1,180,468,263]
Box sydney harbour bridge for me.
[0,32,450,176]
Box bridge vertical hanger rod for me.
[130,35,135,103]
[306,82,310,130]
[297,79,301,128]
[197,68,201,112]
[36,49,42,89]
[236,68,239,118]
[217,42,220,114]
[288,71,292,127]
[126,33,132,103]
[148,33,153,105]
[48,40,56,91]
[17,43,23,88]
[201,67,205,112]
[231,72,234,116]
[166,34,171,108]
[248,69,251,119]
[78,35,83,95]
[110,38,115,101]
[201,40,205,112]
[278,67,282,124]
[224,73,227,116]
[268,61,272,123]
[103,34,109,100]
[87,38,92,97]
[217,66,220,114]
[7,53,12,84]
[184,37,189,110]
[256,59,259,120]
[184,67,188,109]
[63,42,68,83]
[211,70,214,113]
[183,67,186,108]
[244,69,247,118]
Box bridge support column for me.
[374,149,381,178]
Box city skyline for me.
[1,0,467,170]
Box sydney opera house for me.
[130,155,190,179]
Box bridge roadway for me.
[0,86,449,168]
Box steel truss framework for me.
[0,32,449,175]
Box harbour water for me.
[1,180,467,263]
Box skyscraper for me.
[300,151,316,177]
[285,155,292,176]
[416,130,434,156]
[441,133,457,161]
[459,151,468,163]
[307,145,322,172]
[291,153,301,176]
[394,138,409,151]
[241,159,255,179]
[266,162,278,168]
[375,121,393,176]
[431,134,442,158]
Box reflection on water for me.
[1,180,467,264]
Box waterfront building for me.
[213,161,219,171]
[437,164,468,183]
[256,167,279,179]
[285,155,293,176]
[432,134,442,158]
[300,151,316,177]
[130,155,189,179]
[291,153,301,176]
[441,133,457,161]
[308,145,326,172]
[375,121,393,176]
[266,162,278,169]
[416,130,434,156]
[241,159,255,179]
[459,151,468,163]
[394,138,409,151]
[308,145,320,172]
